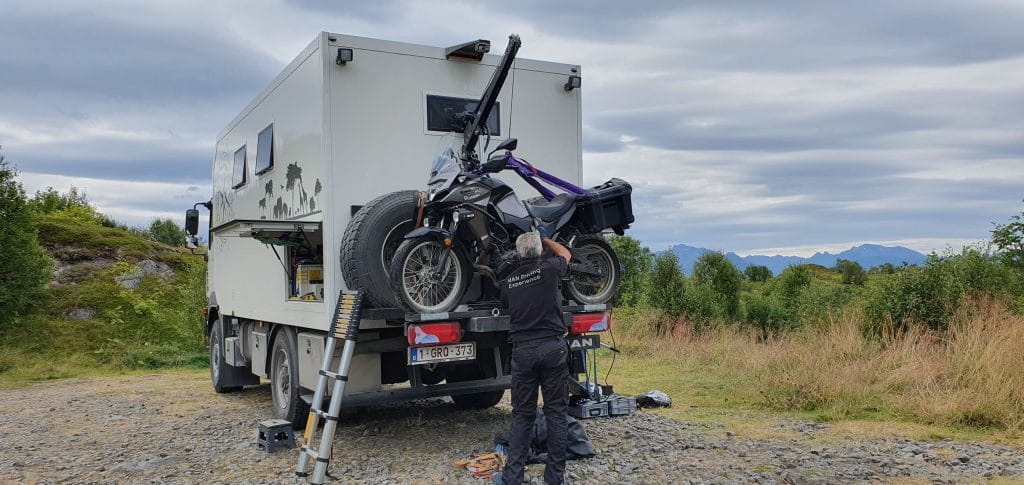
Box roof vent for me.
[445,39,490,61]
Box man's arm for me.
[542,238,572,265]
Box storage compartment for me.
[573,178,634,233]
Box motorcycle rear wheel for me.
[389,237,471,313]
[563,236,621,305]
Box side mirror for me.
[185,209,200,236]
[494,138,517,152]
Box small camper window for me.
[426,95,500,135]
[232,145,247,189]
[255,124,274,175]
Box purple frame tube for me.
[499,154,589,201]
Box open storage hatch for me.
[224,220,325,302]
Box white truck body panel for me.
[208,33,581,394]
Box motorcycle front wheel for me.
[563,236,622,305]
[389,237,471,313]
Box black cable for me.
[603,324,617,387]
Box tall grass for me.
[613,300,1024,431]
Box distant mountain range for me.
[669,243,927,276]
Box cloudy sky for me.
[2,0,1022,256]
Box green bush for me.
[743,264,773,282]
[864,248,1021,332]
[647,252,687,322]
[609,235,653,307]
[148,218,185,247]
[742,292,789,334]
[991,203,1024,271]
[683,283,727,325]
[835,259,866,285]
[0,157,53,325]
[692,252,743,318]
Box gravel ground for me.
[0,372,1021,484]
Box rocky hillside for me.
[0,214,207,383]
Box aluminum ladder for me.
[295,290,363,484]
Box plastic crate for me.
[569,400,609,419]
[608,396,637,416]
[573,178,634,233]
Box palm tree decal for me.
[285,162,306,216]
[310,178,322,211]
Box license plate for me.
[568,334,601,350]
[408,342,476,365]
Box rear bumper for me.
[302,375,511,408]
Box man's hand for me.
[542,238,571,264]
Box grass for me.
[602,303,1024,444]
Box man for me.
[499,231,572,485]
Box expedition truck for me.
[184,33,614,425]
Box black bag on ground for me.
[495,408,596,464]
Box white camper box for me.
[201,32,583,418]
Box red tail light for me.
[570,312,611,334]
[408,322,462,346]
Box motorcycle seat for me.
[524,193,575,222]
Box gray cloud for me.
[0,0,1020,254]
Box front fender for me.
[404,226,451,240]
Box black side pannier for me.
[573,178,634,234]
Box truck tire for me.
[209,317,243,394]
[270,327,310,427]
[447,353,505,409]
[340,190,420,308]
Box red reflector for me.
[570,312,610,334]
[408,322,462,346]
[202,308,208,318]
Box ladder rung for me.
[301,446,330,464]
[313,408,340,422]
[318,369,348,381]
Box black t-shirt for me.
[502,256,568,343]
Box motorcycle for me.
[387,34,634,313]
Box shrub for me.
[0,156,53,324]
[609,235,652,307]
[770,264,813,302]
[991,203,1024,271]
[149,218,185,247]
[743,264,773,282]
[742,292,790,334]
[835,259,866,285]
[692,252,743,318]
[864,248,1021,332]
[647,252,687,322]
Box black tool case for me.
[573,178,634,233]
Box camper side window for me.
[232,145,247,189]
[256,124,274,175]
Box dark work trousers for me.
[504,336,569,485]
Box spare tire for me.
[340,190,421,308]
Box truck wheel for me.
[210,317,243,393]
[447,356,505,409]
[340,190,420,308]
[270,327,310,427]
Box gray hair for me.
[516,231,543,259]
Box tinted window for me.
[426,95,500,135]
[256,124,274,174]
[232,146,246,189]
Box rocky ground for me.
[0,372,1021,484]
